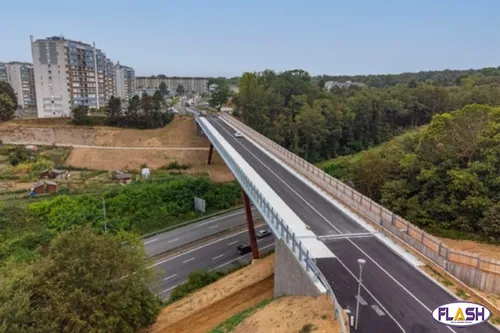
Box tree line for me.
[322,104,500,241]
[73,90,174,129]
[234,69,500,163]
[315,66,500,88]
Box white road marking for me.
[158,282,185,295]
[227,240,238,246]
[144,238,158,244]
[167,237,180,243]
[355,295,367,306]
[208,224,219,230]
[212,254,224,260]
[149,225,268,268]
[371,304,386,316]
[212,120,409,333]
[182,257,195,264]
[164,274,178,281]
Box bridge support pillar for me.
[274,239,322,298]
[207,143,214,164]
[242,190,259,259]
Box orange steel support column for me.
[207,143,214,164]
[242,190,259,259]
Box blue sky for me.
[2,0,499,77]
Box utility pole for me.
[102,197,108,232]
[355,258,366,331]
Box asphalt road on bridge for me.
[207,117,498,333]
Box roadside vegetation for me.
[0,226,162,333]
[321,104,500,242]
[208,298,273,333]
[0,175,241,266]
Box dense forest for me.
[321,104,500,241]
[234,69,500,163]
[315,66,500,88]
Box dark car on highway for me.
[237,244,252,255]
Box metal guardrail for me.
[196,116,347,333]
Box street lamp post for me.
[355,258,366,331]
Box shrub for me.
[167,270,224,304]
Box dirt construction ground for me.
[148,256,275,333]
[232,295,342,333]
[0,116,234,182]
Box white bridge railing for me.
[196,116,348,333]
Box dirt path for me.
[160,276,274,333]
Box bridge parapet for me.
[196,116,347,333]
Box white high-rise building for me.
[5,62,37,109]
[114,62,135,101]
[31,35,116,118]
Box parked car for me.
[234,132,243,138]
[237,244,252,255]
[256,229,272,239]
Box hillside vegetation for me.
[321,104,500,242]
[0,175,241,265]
[235,69,500,162]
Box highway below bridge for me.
[198,115,498,333]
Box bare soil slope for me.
[0,116,234,182]
[232,295,342,333]
[148,255,274,333]
[0,116,206,147]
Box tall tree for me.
[159,82,168,97]
[209,84,231,111]
[0,226,162,333]
[176,84,185,95]
[71,106,91,125]
[107,96,122,125]
[0,82,18,110]
[0,93,15,122]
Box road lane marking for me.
[167,238,180,243]
[210,243,274,271]
[164,274,178,281]
[212,254,224,260]
[182,257,195,264]
[371,304,385,316]
[149,226,268,268]
[208,224,219,230]
[144,238,158,244]
[227,240,238,246]
[355,295,367,306]
[212,120,410,332]
[158,281,185,295]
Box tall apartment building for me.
[31,35,116,118]
[135,76,210,94]
[0,62,37,109]
[0,63,7,82]
[5,62,37,109]
[114,62,135,101]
